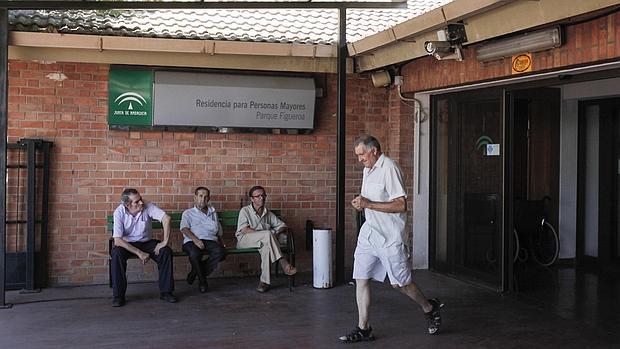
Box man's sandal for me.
[425,298,444,335]
[338,326,375,343]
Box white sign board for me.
[486,144,500,156]
[153,71,315,130]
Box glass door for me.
[431,88,505,288]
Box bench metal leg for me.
[288,231,296,291]
[108,239,113,288]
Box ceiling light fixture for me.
[476,26,562,62]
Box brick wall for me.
[343,75,415,257]
[7,61,414,286]
[402,11,620,92]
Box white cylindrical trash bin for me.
[313,228,333,288]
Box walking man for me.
[339,135,444,343]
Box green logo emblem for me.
[475,135,494,150]
[108,69,153,127]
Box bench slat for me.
[220,217,238,227]
[218,210,239,218]
[170,247,259,257]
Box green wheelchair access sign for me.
[108,69,153,127]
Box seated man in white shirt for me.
[181,187,226,293]
[111,188,176,307]
[236,185,297,293]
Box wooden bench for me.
[106,209,296,291]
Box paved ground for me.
[0,270,618,349]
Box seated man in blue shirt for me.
[181,186,226,293]
[111,188,177,307]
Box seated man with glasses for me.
[236,185,297,292]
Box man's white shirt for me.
[112,202,166,242]
[180,205,223,244]
[359,154,407,248]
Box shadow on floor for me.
[1,270,618,349]
[514,261,620,334]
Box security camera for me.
[424,41,452,55]
[424,41,463,61]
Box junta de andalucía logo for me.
[113,92,148,116]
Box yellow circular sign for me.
[512,54,532,73]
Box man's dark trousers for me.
[111,239,174,298]
[182,239,226,285]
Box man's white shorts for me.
[352,236,412,287]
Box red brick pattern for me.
[7,62,413,285]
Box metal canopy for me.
[0,0,407,308]
[0,1,407,10]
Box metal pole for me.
[335,7,346,283]
[25,139,36,291]
[41,141,51,288]
[0,8,11,308]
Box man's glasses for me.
[251,194,267,198]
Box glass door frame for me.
[577,98,620,264]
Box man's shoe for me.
[199,281,208,293]
[112,297,125,307]
[186,270,197,285]
[425,298,444,335]
[256,282,270,293]
[338,326,375,343]
[159,292,178,303]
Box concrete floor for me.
[0,268,618,349]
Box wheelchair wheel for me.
[532,221,559,266]
[512,229,520,263]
